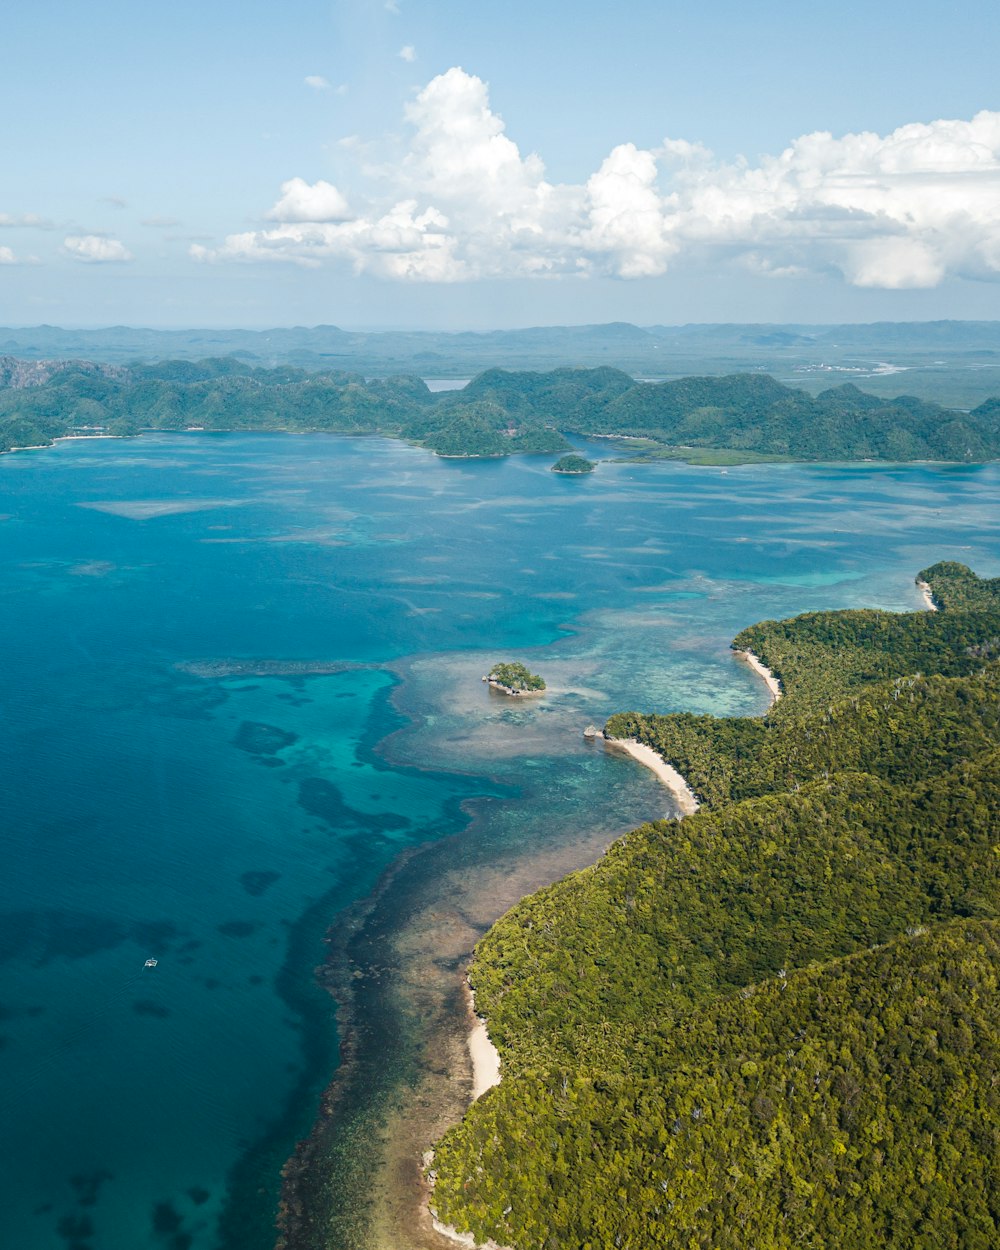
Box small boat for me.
[144,958,158,968]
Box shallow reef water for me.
[0,433,998,1249]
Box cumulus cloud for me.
[192,68,1000,288]
[304,75,331,91]
[398,45,416,62]
[266,177,352,223]
[0,246,17,264]
[63,235,133,263]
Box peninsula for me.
[431,561,1000,1249]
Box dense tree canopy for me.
[3,359,999,462]
[431,564,1000,1249]
[489,662,546,693]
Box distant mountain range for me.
[3,320,1000,405]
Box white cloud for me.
[304,75,331,91]
[582,144,677,278]
[0,246,17,264]
[193,69,1000,289]
[0,212,53,229]
[265,177,352,223]
[385,0,400,12]
[398,45,416,62]
[63,235,133,263]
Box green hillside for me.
[434,920,1000,1250]
[3,359,1000,462]
[430,563,1000,1249]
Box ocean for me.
[1,432,998,1250]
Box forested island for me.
[551,454,595,474]
[430,561,1000,1249]
[3,355,1000,463]
[486,662,546,695]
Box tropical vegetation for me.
[430,563,1000,1249]
[488,662,546,693]
[551,454,596,473]
[3,358,1000,462]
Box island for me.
[3,357,1000,463]
[550,453,595,474]
[431,562,1000,1249]
[484,661,546,695]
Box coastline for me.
[466,985,500,1100]
[734,648,782,704]
[604,738,700,816]
[8,433,123,453]
[916,578,939,611]
[484,677,546,697]
[276,797,629,1250]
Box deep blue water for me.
[1,433,998,1250]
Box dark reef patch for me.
[70,1169,113,1207]
[217,921,258,939]
[240,870,281,897]
[187,1187,210,1205]
[151,1200,182,1235]
[56,1211,95,1243]
[298,777,412,833]
[0,910,126,965]
[232,721,299,756]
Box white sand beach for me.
[608,738,700,816]
[916,579,938,611]
[735,649,782,705]
[427,989,507,1248]
[467,986,501,1100]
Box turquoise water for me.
[1,433,998,1250]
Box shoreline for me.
[8,433,123,453]
[466,985,501,1101]
[484,677,546,697]
[734,648,782,705]
[276,791,629,1250]
[429,983,509,1250]
[604,738,700,816]
[916,578,939,611]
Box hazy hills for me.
[5,320,1000,405]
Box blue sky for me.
[3,0,1000,328]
